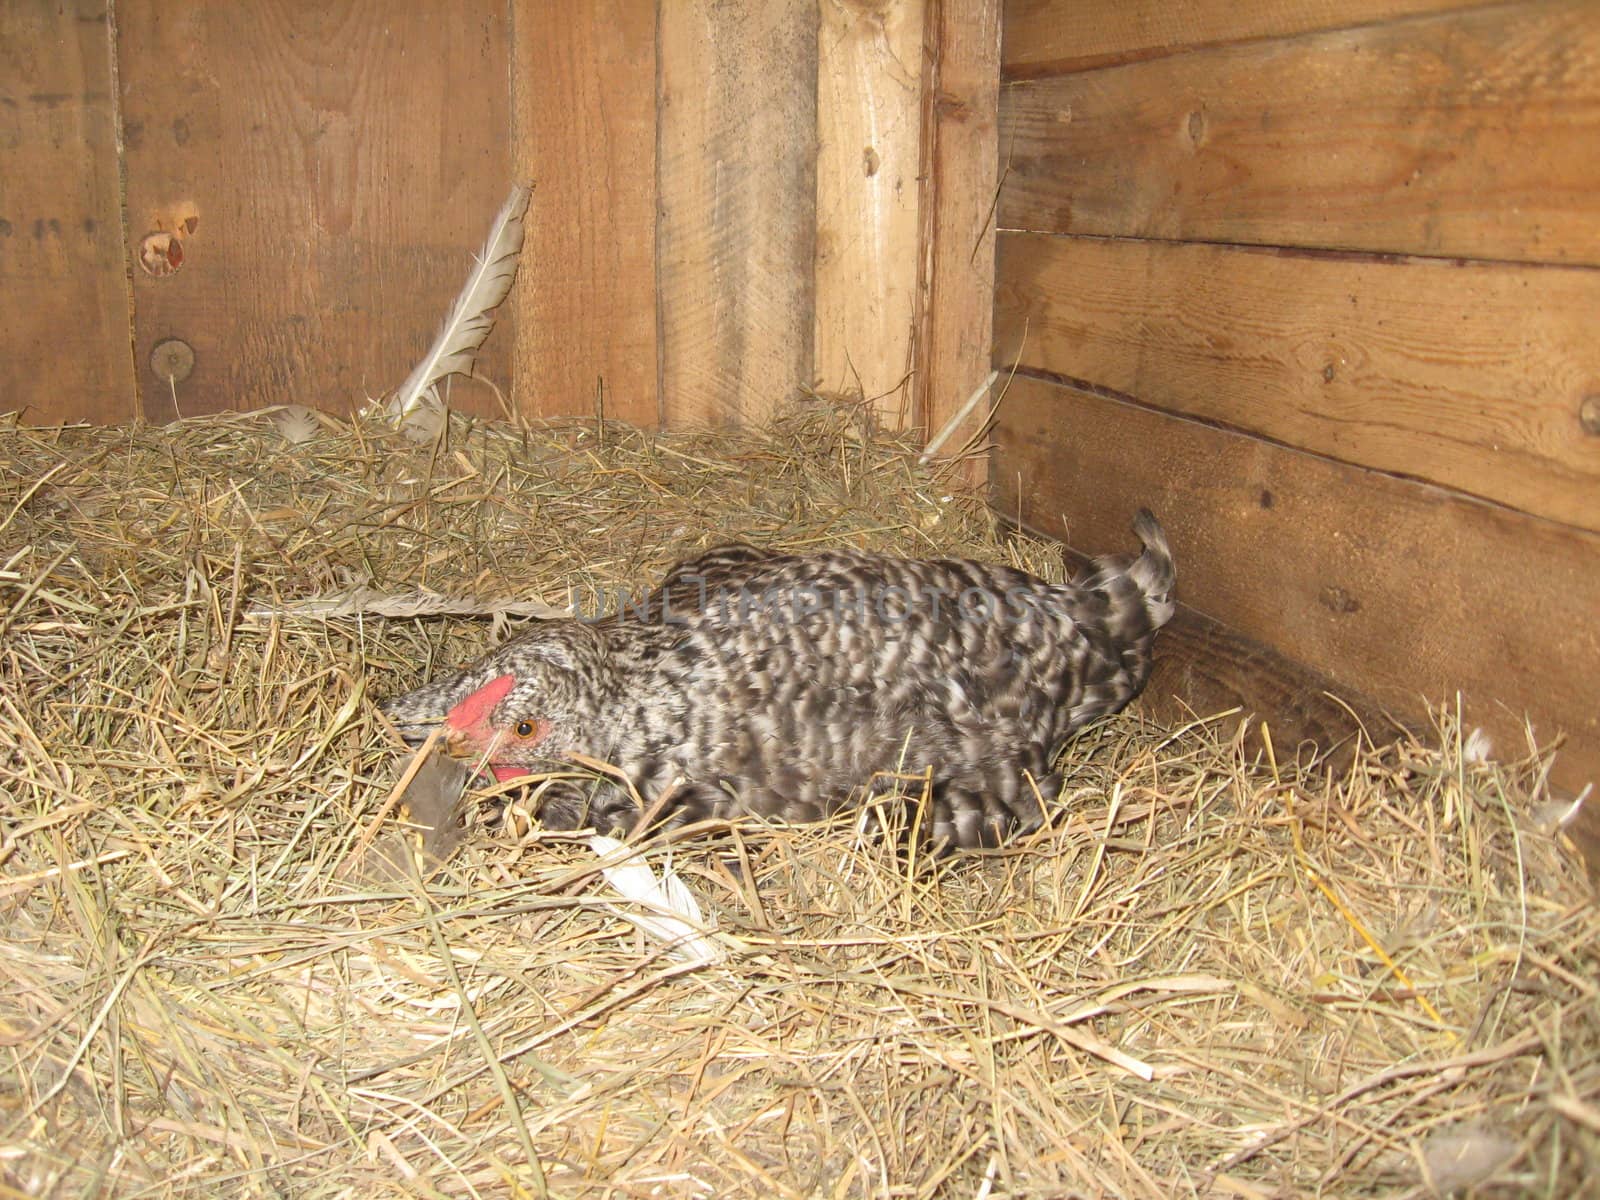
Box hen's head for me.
[381,621,612,780]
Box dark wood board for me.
[1000,1,1600,266]
[0,0,135,424]
[991,373,1600,802]
[116,1,513,422]
[993,232,1600,534]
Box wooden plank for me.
[1147,598,1600,886]
[991,374,1600,800]
[658,0,817,428]
[999,1,1600,265]
[0,0,134,423]
[814,0,925,424]
[993,233,1600,534]
[511,0,658,427]
[1030,520,1418,769]
[1137,608,1417,769]
[1002,0,1497,76]
[913,0,1002,486]
[117,1,512,423]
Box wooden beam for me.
[658,1,818,428]
[512,1,659,427]
[999,1,1600,266]
[913,0,1002,486]
[991,374,1600,801]
[814,0,925,424]
[0,0,134,423]
[116,1,513,422]
[994,232,1600,534]
[1002,0,1498,76]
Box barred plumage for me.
[381,511,1175,850]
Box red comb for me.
[446,673,516,731]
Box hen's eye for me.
[514,720,537,738]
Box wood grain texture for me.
[1141,606,1600,885]
[814,0,925,423]
[993,233,1600,533]
[0,0,134,423]
[512,0,658,426]
[1000,1,1600,265]
[992,374,1600,799]
[1034,523,1419,771]
[117,1,512,422]
[1002,0,1499,76]
[913,0,1001,486]
[658,0,817,427]
[1141,606,1415,770]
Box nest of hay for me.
[1,400,1595,1198]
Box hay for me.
[1,400,1595,1198]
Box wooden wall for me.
[1,1,135,423]
[1,0,514,425]
[993,0,1600,801]
[0,0,998,454]
[6,0,1595,822]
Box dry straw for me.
[0,399,1594,1198]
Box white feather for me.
[588,835,725,965]
[385,183,532,426]
[272,404,320,446]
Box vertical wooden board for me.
[999,1,1600,265]
[659,0,817,428]
[1002,0,1498,76]
[814,0,924,424]
[117,2,511,423]
[992,374,1600,797]
[512,1,658,426]
[915,0,1000,485]
[0,0,134,424]
[994,233,1600,534]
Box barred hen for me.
[381,512,1175,850]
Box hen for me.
[381,512,1175,850]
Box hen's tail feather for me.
[1073,509,1176,628]
[1127,508,1175,628]
[1058,510,1176,728]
